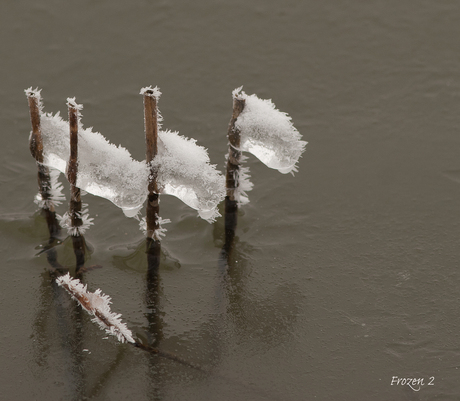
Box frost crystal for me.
[140,85,162,100]
[25,87,44,112]
[66,97,83,112]
[233,87,307,175]
[34,168,66,209]
[56,273,135,344]
[140,86,164,130]
[139,215,171,239]
[233,154,253,205]
[58,203,94,236]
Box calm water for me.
[1,1,460,400]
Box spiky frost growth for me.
[57,203,94,236]
[140,85,162,99]
[139,214,171,239]
[66,97,84,112]
[25,87,44,112]
[234,155,253,205]
[56,273,135,344]
[34,169,66,209]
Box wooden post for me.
[26,89,60,239]
[142,87,162,273]
[67,99,86,272]
[67,101,82,226]
[28,92,44,164]
[223,95,245,256]
[143,88,160,238]
[225,96,245,201]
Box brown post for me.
[26,89,60,239]
[67,101,83,229]
[142,87,162,274]
[28,93,44,164]
[223,94,245,257]
[143,88,160,238]
[67,99,85,271]
[225,96,245,201]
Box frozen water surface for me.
[3,1,460,400]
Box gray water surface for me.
[1,1,460,400]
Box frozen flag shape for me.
[155,129,225,222]
[233,87,307,174]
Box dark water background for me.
[1,1,460,400]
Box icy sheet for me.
[233,87,307,174]
[27,89,225,221]
[40,109,148,218]
[156,130,225,221]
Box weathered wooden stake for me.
[67,101,82,225]
[67,99,86,271]
[26,90,61,239]
[223,95,245,256]
[142,87,161,272]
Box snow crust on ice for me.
[31,90,225,221]
[233,87,307,174]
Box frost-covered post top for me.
[140,86,162,99]
[229,86,246,148]
[232,86,307,175]
[25,87,43,114]
[141,86,162,174]
[66,97,84,112]
[232,86,245,101]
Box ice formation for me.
[34,168,66,209]
[140,85,162,100]
[38,101,149,218]
[233,87,307,175]
[56,273,135,344]
[229,154,253,205]
[25,88,225,222]
[57,203,94,236]
[156,130,225,221]
[139,214,171,239]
